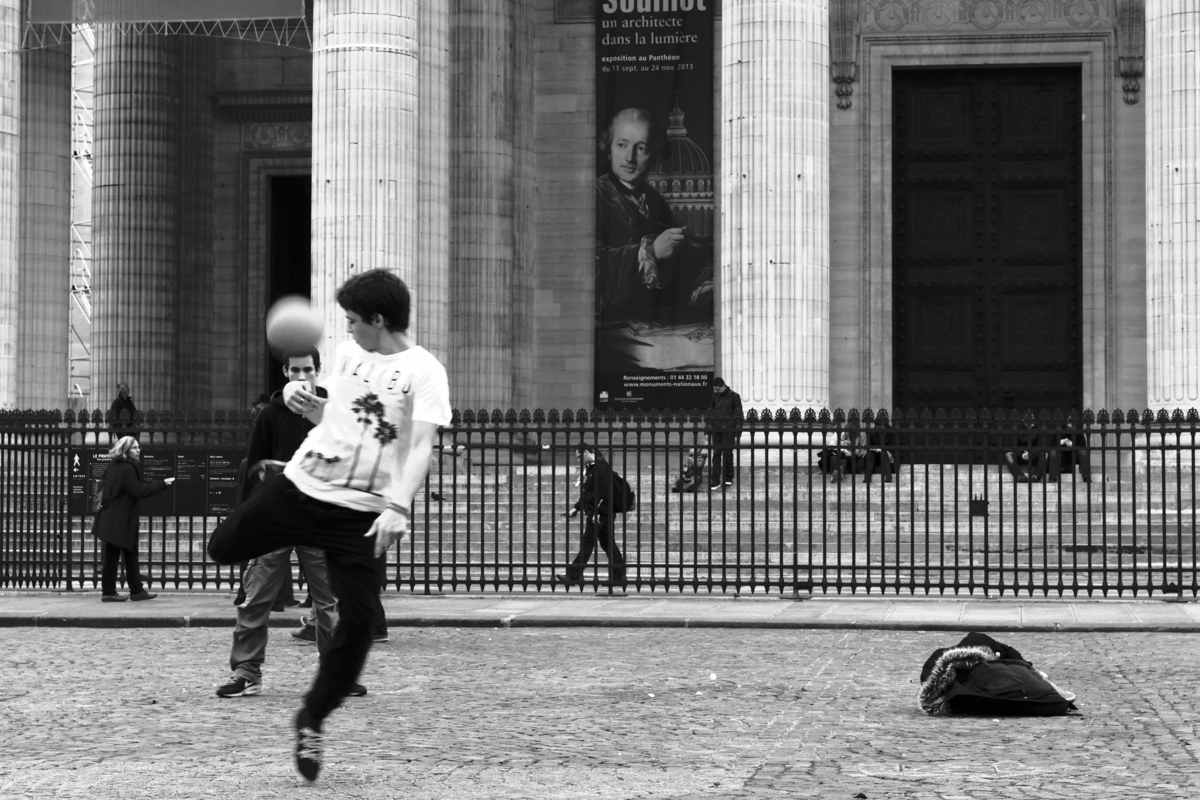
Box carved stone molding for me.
[554,0,592,23]
[1115,0,1143,104]
[241,121,312,151]
[214,90,312,120]
[832,0,861,109]
[861,0,1111,34]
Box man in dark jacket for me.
[216,350,362,699]
[555,443,627,589]
[109,381,139,438]
[706,377,744,489]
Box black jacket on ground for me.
[918,632,1076,717]
[90,457,168,551]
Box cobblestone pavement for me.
[1,627,1197,799]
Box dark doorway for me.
[892,67,1082,412]
[266,174,312,396]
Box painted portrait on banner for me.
[594,0,715,410]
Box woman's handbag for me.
[90,480,105,513]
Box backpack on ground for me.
[610,470,636,513]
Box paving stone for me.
[1,628,1197,798]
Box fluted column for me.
[92,32,180,411]
[18,42,72,410]
[174,38,214,410]
[1146,3,1200,410]
[721,0,829,411]
[512,0,535,410]
[311,0,418,355]
[449,1,527,410]
[0,1,19,409]
[416,1,450,357]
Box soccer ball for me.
[265,295,323,357]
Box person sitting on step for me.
[672,447,708,493]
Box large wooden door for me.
[893,67,1082,412]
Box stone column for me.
[18,42,72,410]
[174,38,214,410]
[512,0,535,411]
[92,31,180,411]
[310,0,418,355]
[449,1,533,411]
[416,0,450,357]
[721,0,830,411]
[0,1,19,409]
[1146,4,1200,411]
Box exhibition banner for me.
[594,0,715,410]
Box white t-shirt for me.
[284,340,451,513]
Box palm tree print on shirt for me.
[345,392,393,489]
[366,419,399,488]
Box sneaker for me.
[347,683,367,697]
[101,593,127,603]
[291,625,317,645]
[373,628,389,644]
[129,590,157,601]
[294,708,324,782]
[724,480,733,486]
[216,676,262,698]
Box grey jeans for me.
[230,546,338,682]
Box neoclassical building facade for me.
[0,0,1194,414]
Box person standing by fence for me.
[706,377,744,489]
[206,269,451,782]
[215,349,349,699]
[91,436,174,601]
[109,381,139,439]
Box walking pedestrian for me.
[91,436,174,601]
[206,269,451,782]
[554,443,628,589]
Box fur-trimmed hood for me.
[917,633,1077,717]
[918,645,999,716]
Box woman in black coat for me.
[91,436,174,602]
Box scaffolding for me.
[68,24,94,405]
[24,13,311,407]
[22,18,310,52]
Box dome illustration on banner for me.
[649,98,714,237]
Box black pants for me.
[101,542,144,595]
[566,514,625,583]
[1006,450,1050,479]
[1046,448,1092,482]
[708,433,736,485]
[207,475,384,722]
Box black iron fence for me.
[2,407,1197,597]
